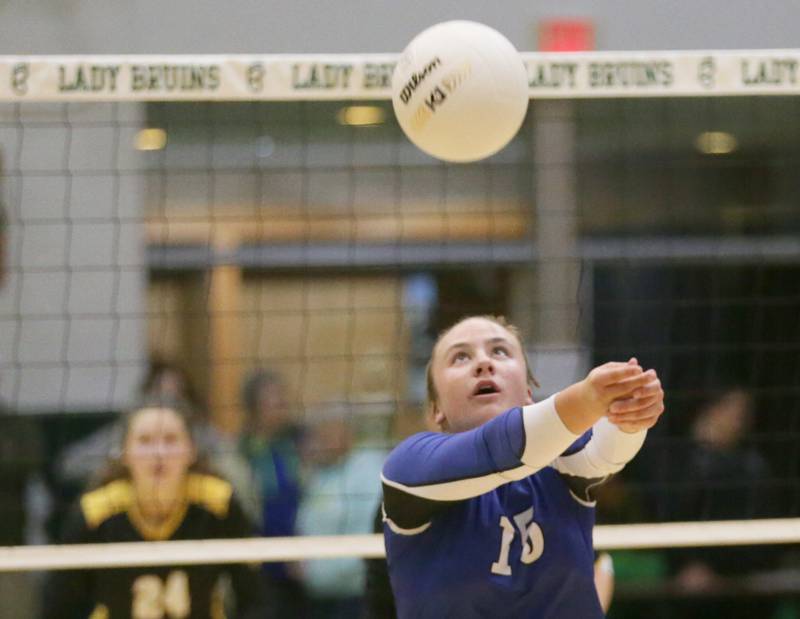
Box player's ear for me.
[524,387,534,406]
[431,403,446,430]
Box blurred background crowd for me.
[1,349,798,618]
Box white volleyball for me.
[391,20,529,163]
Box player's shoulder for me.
[384,431,440,462]
[186,472,234,518]
[382,431,435,481]
[80,479,135,529]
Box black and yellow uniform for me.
[43,474,265,619]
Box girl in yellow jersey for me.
[43,404,265,619]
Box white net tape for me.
[1,518,798,572]
[1,50,800,102]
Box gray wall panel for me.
[1,1,798,55]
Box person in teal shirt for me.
[296,403,386,619]
[240,369,307,617]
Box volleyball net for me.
[0,51,798,602]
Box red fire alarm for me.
[538,19,595,52]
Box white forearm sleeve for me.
[520,395,582,469]
[554,417,646,478]
[591,417,647,468]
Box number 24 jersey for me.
[43,474,265,619]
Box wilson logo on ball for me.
[398,57,442,104]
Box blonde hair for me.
[425,315,539,421]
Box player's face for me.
[123,408,196,497]
[431,318,533,433]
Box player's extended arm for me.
[382,363,654,530]
[382,396,579,531]
[383,363,654,501]
[383,397,576,504]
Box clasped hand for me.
[583,358,665,433]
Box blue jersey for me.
[382,398,645,619]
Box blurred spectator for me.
[239,368,306,617]
[55,357,259,524]
[140,357,202,410]
[139,359,260,523]
[296,404,385,619]
[57,357,204,486]
[670,388,778,618]
[42,404,265,618]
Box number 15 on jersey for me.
[491,507,544,576]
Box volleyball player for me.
[381,315,664,618]
[42,404,265,619]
